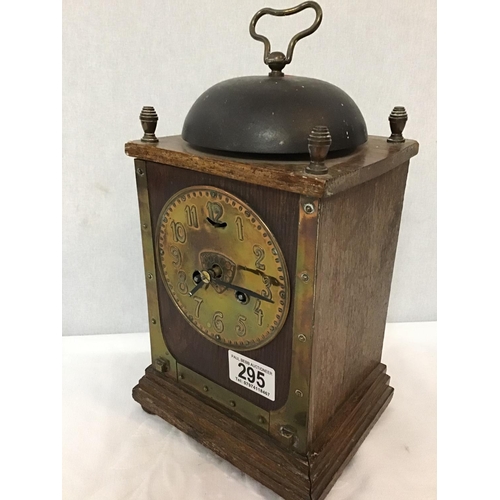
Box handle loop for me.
[249,1,323,76]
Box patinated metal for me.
[387,106,408,143]
[269,196,319,453]
[134,160,176,378]
[306,126,332,175]
[181,2,367,155]
[249,1,323,76]
[177,363,269,432]
[139,106,159,143]
[155,185,291,351]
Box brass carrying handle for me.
[249,1,323,76]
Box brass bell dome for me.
[182,1,367,155]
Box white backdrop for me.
[62,0,436,335]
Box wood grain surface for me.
[308,163,409,443]
[125,135,418,198]
[132,363,393,500]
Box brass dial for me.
[156,186,290,351]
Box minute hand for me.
[212,278,274,304]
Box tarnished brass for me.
[177,364,269,432]
[388,106,408,143]
[306,125,332,174]
[155,186,291,351]
[134,160,176,378]
[139,106,159,143]
[269,196,319,453]
[250,1,323,76]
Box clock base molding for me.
[132,363,393,500]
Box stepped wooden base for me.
[132,363,393,500]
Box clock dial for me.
[156,186,290,351]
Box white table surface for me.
[62,322,436,500]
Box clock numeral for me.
[253,299,264,326]
[207,201,223,222]
[170,220,187,244]
[169,246,182,268]
[193,296,203,318]
[253,245,266,271]
[177,270,188,295]
[235,216,244,241]
[261,275,273,301]
[184,205,199,228]
[213,311,224,333]
[235,315,247,337]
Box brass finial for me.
[140,106,159,143]
[387,106,408,143]
[306,125,331,174]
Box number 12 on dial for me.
[228,350,275,401]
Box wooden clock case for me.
[126,133,419,500]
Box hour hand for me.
[212,278,274,304]
[188,281,204,297]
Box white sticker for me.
[228,350,275,401]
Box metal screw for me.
[136,167,144,176]
[147,273,154,280]
[295,389,304,398]
[142,223,148,229]
[203,385,209,392]
[303,203,315,214]
[155,358,169,373]
[258,416,266,424]
[229,400,236,407]
[300,272,309,282]
[151,318,157,325]
[279,425,295,439]
[298,334,306,342]
[215,335,221,341]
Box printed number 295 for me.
[237,363,265,388]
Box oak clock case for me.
[126,3,419,500]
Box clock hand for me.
[236,265,280,286]
[188,281,204,297]
[206,217,227,228]
[188,269,212,297]
[212,277,274,304]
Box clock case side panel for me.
[308,161,410,444]
[134,159,176,378]
[146,161,300,412]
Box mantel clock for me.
[126,3,419,499]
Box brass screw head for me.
[136,167,144,176]
[151,318,157,324]
[147,273,154,280]
[229,400,236,407]
[303,203,315,214]
[258,416,266,424]
[179,373,184,380]
[298,334,306,342]
[295,389,304,398]
[203,385,209,392]
[300,272,309,282]
[142,223,148,229]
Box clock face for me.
[156,186,291,351]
